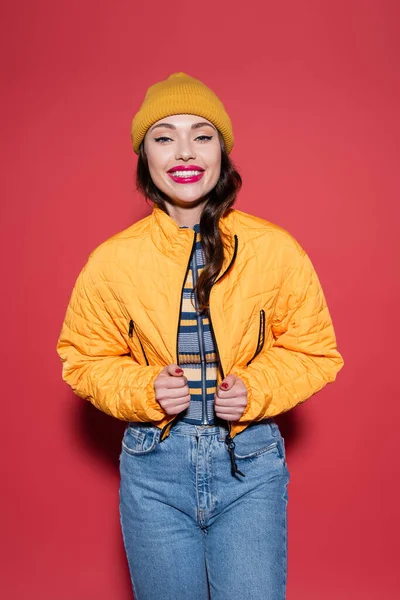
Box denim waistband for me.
[129,418,274,436]
[171,420,228,441]
[169,417,275,441]
[128,418,275,478]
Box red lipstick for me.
[167,165,205,184]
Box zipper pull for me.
[160,417,176,441]
[128,319,134,338]
[225,432,246,477]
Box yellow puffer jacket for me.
[56,204,344,442]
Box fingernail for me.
[175,368,183,374]
[221,382,228,389]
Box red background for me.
[1,1,399,598]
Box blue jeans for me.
[119,418,290,600]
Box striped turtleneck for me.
[177,223,219,424]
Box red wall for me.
[1,1,399,598]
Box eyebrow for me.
[149,121,217,133]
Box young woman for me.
[56,72,344,600]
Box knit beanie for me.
[131,72,234,155]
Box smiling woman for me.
[56,71,344,600]
[145,115,220,198]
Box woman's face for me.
[143,114,221,207]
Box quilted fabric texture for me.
[56,204,344,440]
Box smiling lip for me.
[167,171,205,184]
[167,165,204,173]
[167,165,205,184]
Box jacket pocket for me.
[128,319,149,365]
[246,309,265,366]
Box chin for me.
[171,197,203,206]
[168,189,209,204]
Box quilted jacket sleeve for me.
[56,259,167,423]
[230,245,344,422]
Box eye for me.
[154,136,172,143]
[153,135,213,144]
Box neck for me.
[164,200,206,228]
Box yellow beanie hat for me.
[131,72,234,154]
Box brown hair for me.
[135,131,242,314]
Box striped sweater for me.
[177,223,219,425]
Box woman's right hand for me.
[153,364,190,415]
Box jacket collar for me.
[150,204,238,279]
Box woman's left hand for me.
[214,374,248,421]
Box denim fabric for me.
[119,418,290,600]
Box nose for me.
[174,136,196,161]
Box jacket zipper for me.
[160,230,198,441]
[207,234,244,477]
[213,234,238,286]
[128,319,149,366]
[207,234,238,384]
[246,309,265,366]
[208,307,245,478]
[191,235,210,425]
[160,229,243,477]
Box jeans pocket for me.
[232,421,280,459]
[122,424,161,456]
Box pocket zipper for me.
[128,319,149,366]
[246,309,265,366]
